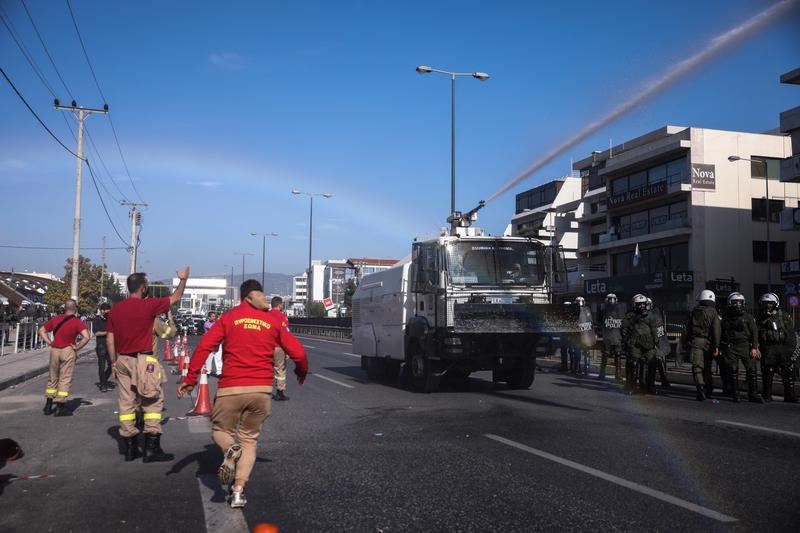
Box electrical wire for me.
[0,5,57,98]
[0,245,127,250]
[0,66,83,159]
[19,0,73,99]
[85,159,131,247]
[64,0,145,204]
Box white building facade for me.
[172,277,227,314]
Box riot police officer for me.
[648,298,671,388]
[720,292,762,403]
[573,296,595,375]
[622,294,659,394]
[686,290,721,401]
[599,293,622,381]
[757,293,797,403]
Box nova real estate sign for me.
[607,181,667,209]
[691,163,716,191]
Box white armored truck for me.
[352,202,578,392]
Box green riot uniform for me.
[686,302,721,396]
[720,310,760,402]
[757,310,797,402]
[622,311,658,392]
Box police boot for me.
[624,361,636,394]
[142,433,174,463]
[747,373,763,403]
[43,398,54,415]
[782,368,798,403]
[730,371,740,403]
[598,355,607,381]
[124,436,141,461]
[657,359,671,388]
[695,385,706,402]
[762,368,774,402]
[645,361,658,395]
[53,403,69,417]
[637,362,647,393]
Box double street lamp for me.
[250,231,278,292]
[415,65,490,225]
[729,155,772,292]
[291,189,332,306]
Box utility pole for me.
[122,202,147,273]
[55,100,108,299]
[100,235,106,302]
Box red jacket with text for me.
[184,300,308,388]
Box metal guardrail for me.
[290,324,352,340]
[1,320,48,356]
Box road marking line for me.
[312,373,355,389]
[343,352,361,358]
[717,420,800,438]
[196,474,249,533]
[484,434,738,523]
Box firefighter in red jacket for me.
[178,280,308,508]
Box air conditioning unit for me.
[781,154,800,182]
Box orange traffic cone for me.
[190,367,212,416]
[164,339,173,362]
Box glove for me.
[294,365,307,385]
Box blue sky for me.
[1,0,799,279]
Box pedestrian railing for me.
[0,320,48,357]
[290,324,352,340]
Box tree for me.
[44,256,123,313]
[308,301,327,318]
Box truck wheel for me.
[409,350,439,393]
[507,358,536,390]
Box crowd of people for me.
[561,290,798,403]
[37,269,309,509]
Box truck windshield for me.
[445,240,545,286]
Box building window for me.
[612,242,689,276]
[648,163,667,185]
[751,198,784,222]
[611,199,688,239]
[666,157,687,185]
[751,157,781,180]
[608,156,688,196]
[752,241,786,262]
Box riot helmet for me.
[646,297,653,312]
[574,296,586,307]
[727,292,745,313]
[759,292,779,314]
[632,293,648,315]
[605,293,617,304]
[697,290,716,303]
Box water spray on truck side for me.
[351,200,580,392]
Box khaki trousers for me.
[45,347,76,403]
[273,347,287,392]
[115,355,165,437]
[211,393,271,487]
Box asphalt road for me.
[1,335,799,532]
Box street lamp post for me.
[250,232,278,292]
[291,189,332,305]
[729,156,771,292]
[415,65,490,225]
[224,264,238,305]
[234,253,255,289]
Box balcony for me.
[579,217,691,253]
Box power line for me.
[19,0,73,99]
[0,245,127,250]
[0,5,57,98]
[85,159,131,247]
[84,125,129,203]
[65,0,145,204]
[0,66,83,159]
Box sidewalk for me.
[0,340,96,392]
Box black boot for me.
[646,359,658,395]
[762,367,774,402]
[124,436,141,461]
[142,433,174,463]
[625,361,636,394]
[43,398,54,415]
[53,403,69,417]
[782,367,798,403]
[695,385,706,401]
[730,371,740,403]
[637,361,647,394]
[747,373,763,403]
[657,358,671,387]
